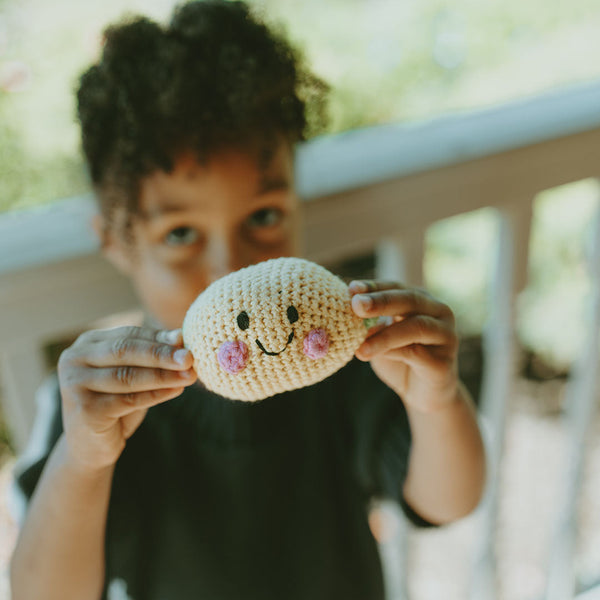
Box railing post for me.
[470,198,533,600]
[0,343,48,453]
[374,231,426,600]
[376,231,425,287]
[544,183,600,600]
[370,499,410,600]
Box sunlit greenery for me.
[2,0,600,210]
[518,180,599,367]
[1,0,599,366]
[425,182,599,368]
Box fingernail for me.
[164,329,181,344]
[350,280,369,293]
[355,294,373,309]
[174,348,190,365]
[355,344,372,361]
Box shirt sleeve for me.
[342,358,437,528]
[8,372,64,527]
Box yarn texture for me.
[182,257,369,401]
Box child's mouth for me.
[256,330,294,356]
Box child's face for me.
[99,141,299,330]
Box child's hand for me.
[57,326,196,472]
[349,280,459,413]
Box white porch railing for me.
[1,78,600,599]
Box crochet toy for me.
[182,257,370,401]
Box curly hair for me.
[76,0,329,242]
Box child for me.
[9,2,486,599]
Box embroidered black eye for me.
[287,305,299,324]
[237,311,250,330]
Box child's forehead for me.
[136,143,294,219]
[139,149,259,197]
[153,140,290,183]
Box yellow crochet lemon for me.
[182,257,369,401]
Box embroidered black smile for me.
[256,330,295,356]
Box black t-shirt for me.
[14,357,433,600]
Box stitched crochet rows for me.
[182,257,368,401]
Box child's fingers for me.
[355,315,457,360]
[82,387,186,420]
[77,325,180,345]
[381,343,453,366]
[349,280,408,294]
[78,365,197,394]
[351,288,453,321]
[155,328,184,346]
[364,319,389,338]
[381,344,458,382]
[82,338,192,371]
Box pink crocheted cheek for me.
[303,328,330,360]
[217,340,249,374]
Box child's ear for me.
[91,213,134,275]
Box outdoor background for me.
[1,0,600,598]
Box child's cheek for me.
[303,328,329,359]
[217,340,249,374]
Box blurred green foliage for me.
[0,0,599,369]
[425,208,498,337]
[425,181,599,369]
[1,0,600,212]
[0,106,87,211]
[518,181,598,367]
[0,395,14,461]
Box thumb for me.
[121,408,148,439]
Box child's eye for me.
[246,208,283,228]
[164,226,200,246]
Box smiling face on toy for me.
[182,257,368,401]
[217,297,330,374]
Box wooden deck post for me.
[470,198,533,599]
[0,344,48,453]
[545,185,600,600]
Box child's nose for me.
[205,232,242,284]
